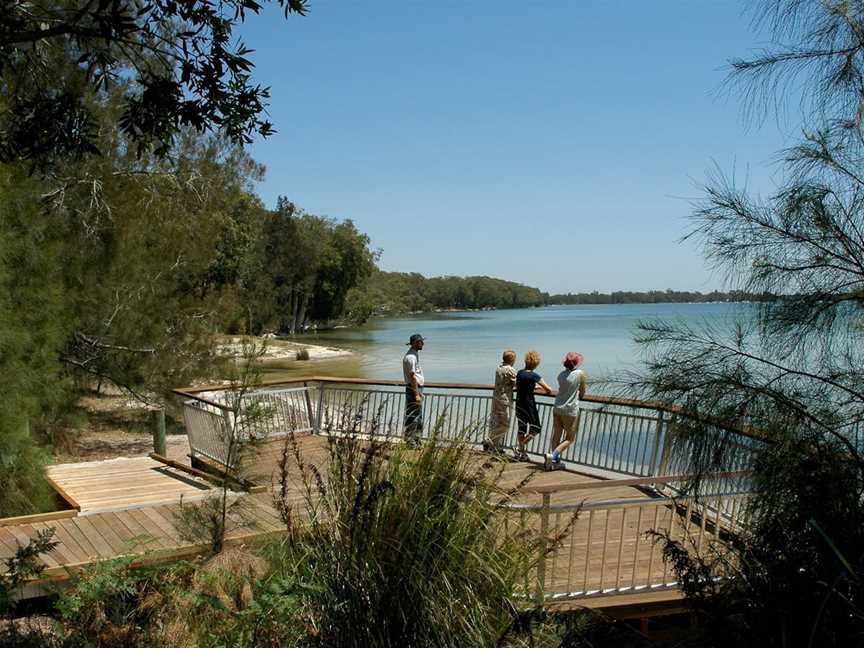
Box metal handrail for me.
[505,490,751,513]
[176,377,754,602]
[174,375,770,441]
[177,379,760,479]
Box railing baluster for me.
[633,415,645,474]
[630,505,644,589]
[638,415,652,474]
[622,411,636,473]
[579,408,597,466]
[551,511,562,586]
[566,508,577,593]
[520,510,530,594]
[599,509,611,592]
[615,508,627,590]
[697,498,708,552]
[646,504,661,586]
[583,509,595,594]
[601,411,614,471]
[622,412,636,473]
[600,410,613,470]
[536,493,550,600]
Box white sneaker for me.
[544,453,554,471]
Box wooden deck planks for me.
[44,521,91,563]
[29,522,80,566]
[57,519,101,561]
[0,435,723,613]
[71,517,116,559]
[111,512,162,550]
[46,457,212,514]
[0,527,23,560]
[4,524,63,569]
[125,509,172,549]
[138,506,184,545]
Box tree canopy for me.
[546,289,766,305]
[0,0,308,167]
[345,271,547,321]
[630,2,864,644]
[0,92,377,517]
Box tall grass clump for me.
[267,417,548,647]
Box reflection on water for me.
[261,303,751,387]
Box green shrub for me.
[0,416,57,518]
[263,425,552,647]
[55,557,195,648]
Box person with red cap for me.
[545,351,587,471]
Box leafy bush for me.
[55,557,195,648]
[265,423,552,647]
[0,530,72,648]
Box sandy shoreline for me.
[51,337,356,465]
[216,335,354,362]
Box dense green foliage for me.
[346,270,547,319]
[630,2,864,646]
[1,0,309,168]
[269,431,542,647]
[0,104,375,517]
[238,198,377,334]
[0,167,73,515]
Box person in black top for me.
[513,350,553,461]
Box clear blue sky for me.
[238,1,793,294]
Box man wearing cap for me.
[403,333,425,446]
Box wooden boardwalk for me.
[46,457,214,514]
[0,491,283,581]
[0,434,714,611]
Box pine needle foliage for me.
[623,2,864,645]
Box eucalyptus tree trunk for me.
[294,295,308,333]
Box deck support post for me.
[536,492,551,601]
[151,409,167,456]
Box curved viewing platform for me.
[1,377,756,613]
[179,377,756,604]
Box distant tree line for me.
[346,273,770,320]
[344,271,547,321]
[546,289,769,305]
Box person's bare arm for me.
[579,372,587,400]
[404,356,422,402]
[409,363,423,403]
[410,370,422,402]
[537,378,554,395]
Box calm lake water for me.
[267,303,751,387]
